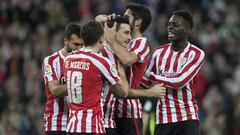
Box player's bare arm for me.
[48,80,67,97]
[104,20,138,66]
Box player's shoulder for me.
[153,43,170,53]
[189,43,205,55]
[130,37,147,46]
[43,51,60,64]
[91,51,113,65]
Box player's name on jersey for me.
[65,61,90,70]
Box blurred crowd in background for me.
[0,0,240,135]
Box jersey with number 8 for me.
[64,48,120,133]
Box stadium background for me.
[0,0,239,135]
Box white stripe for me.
[67,54,119,85]
[155,49,162,75]
[127,99,131,118]
[155,101,160,124]
[105,47,116,64]
[86,110,93,132]
[117,99,123,117]
[129,67,133,87]
[178,89,187,121]
[51,98,59,130]
[168,52,177,72]
[161,98,168,123]
[132,100,138,118]
[186,84,197,120]
[140,47,150,62]
[53,58,60,80]
[44,114,48,131]
[61,114,67,130]
[168,89,177,123]
[160,46,171,70]
[133,38,147,54]
[76,110,83,132]
[151,50,205,87]
[96,116,99,133]
[177,48,189,72]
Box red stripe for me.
[68,112,74,132]
[73,111,78,133]
[137,42,148,60]
[165,90,172,123]
[81,111,87,133]
[164,49,173,71]
[157,46,168,73]
[122,99,128,117]
[129,39,142,52]
[130,100,134,117]
[108,94,115,127]
[115,99,120,117]
[136,100,141,118]
[103,91,111,120]
[173,90,182,121]
[173,52,181,72]
[190,81,198,119]
[173,52,182,122]
[133,118,140,135]
[59,98,65,130]
[182,87,192,120]
[92,112,96,133]
[158,99,163,123]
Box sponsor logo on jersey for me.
[44,65,52,75]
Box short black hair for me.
[127,3,152,33]
[64,23,81,39]
[81,21,104,46]
[107,16,130,31]
[173,10,193,29]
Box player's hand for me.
[95,14,108,22]
[147,83,166,98]
[104,21,117,41]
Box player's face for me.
[116,23,131,48]
[124,9,135,31]
[97,36,104,50]
[66,34,83,53]
[167,15,188,41]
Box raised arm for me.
[107,39,138,66]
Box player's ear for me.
[64,38,68,45]
[184,26,191,34]
[135,19,142,27]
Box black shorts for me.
[115,118,143,135]
[66,133,106,135]
[105,128,118,135]
[45,131,66,135]
[154,120,200,135]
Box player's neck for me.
[171,40,188,51]
[84,45,100,53]
[132,30,142,38]
[62,48,68,56]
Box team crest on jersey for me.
[110,65,118,77]
[44,65,52,75]
[179,57,187,66]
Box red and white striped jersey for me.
[115,37,150,118]
[101,44,119,128]
[42,49,68,131]
[64,48,120,133]
[145,42,205,124]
